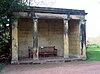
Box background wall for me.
[38,19,64,56]
[18,18,33,58]
[68,19,81,56]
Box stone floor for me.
[1,61,100,74]
[19,56,80,64]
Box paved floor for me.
[1,61,100,74]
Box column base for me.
[11,60,19,64]
[81,55,87,60]
[64,55,69,59]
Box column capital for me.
[81,19,87,24]
[31,12,39,19]
[63,19,69,27]
[33,18,38,23]
[12,18,19,29]
[64,14,71,20]
[32,16,39,23]
[82,19,87,22]
[64,18,71,21]
[11,16,19,24]
[64,18,69,21]
[81,19,87,22]
[32,16,39,19]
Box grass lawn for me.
[87,44,100,61]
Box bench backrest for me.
[39,46,55,52]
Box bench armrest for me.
[54,49,57,52]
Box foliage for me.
[87,44,100,61]
[0,23,10,63]
[0,64,4,72]
[0,0,26,24]
[0,0,26,63]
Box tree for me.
[0,0,26,23]
[0,0,26,63]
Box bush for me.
[0,64,4,72]
[87,44,100,61]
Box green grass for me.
[87,44,100,61]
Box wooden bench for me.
[39,46,57,57]
[28,46,57,58]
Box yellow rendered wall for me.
[38,19,64,56]
[18,18,33,58]
[68,20,81,56]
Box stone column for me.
[33,18,39,60]
[63,19,69,58]
[81,20,86,59]
[11,19,19,64]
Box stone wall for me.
[18,18,33,58]
[68,20,81,56]
[38,19,64,56]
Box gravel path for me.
[1,61,100,74]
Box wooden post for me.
[33,18,39,60]
[81,20,86,59]
[63,19,69,58]
[11,19,19,64]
